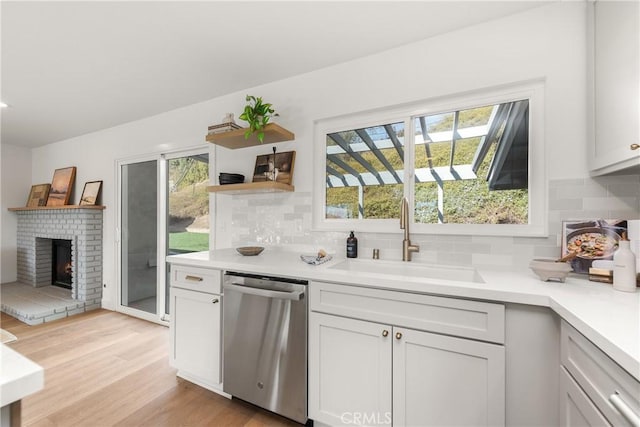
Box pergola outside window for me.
[325,100,529,225]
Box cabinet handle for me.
[609,391,640,426]
[631,143,640,150]
[395,332,403,340]
[211,298,219,304]
[185,275,203,282]
[382,330,389,337]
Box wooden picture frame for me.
[26,183,51,207]
[79,180,102,205]
[46,166,76,206]
[252,150,296,184]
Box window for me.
[313,81,546,236]
[414,100,529,225]
[326,122,405,220]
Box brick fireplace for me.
[12,206,104,310]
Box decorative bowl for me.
[529,258,573,282]
[236,246,264,256]
[219,173,245,185]
[220,173,244,179]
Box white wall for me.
[28,2,590,309]
[1,143,32,283]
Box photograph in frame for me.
[46,166,76,206]
[561,219,627,274]
[79,180,102,206]
[252,150,295,184]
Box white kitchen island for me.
[0,344,44,427]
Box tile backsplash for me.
[229,174,640,267]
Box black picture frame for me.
[79,180,102,205]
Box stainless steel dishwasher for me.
[223,271,308,424]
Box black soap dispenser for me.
[347,231,358,258]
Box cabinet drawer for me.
[561,321,640,426]
[171,265,221,294]
[560,367,611,426]
[310,281,504,344]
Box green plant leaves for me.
[239,95,278,143]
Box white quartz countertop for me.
[1,344,44,407]
[167,248,640,381]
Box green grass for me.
[169,232,209,252]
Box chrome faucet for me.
[400,197,419,261]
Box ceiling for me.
[1,1,550,148]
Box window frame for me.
[313,80,547,237]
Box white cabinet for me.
[560,320,640,426]
[169,264,223,393]
[309,282,505,427]
[309,313,392,426]
[589,0,640,175]
[393,327,504,427]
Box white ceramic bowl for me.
[529,258,573,282]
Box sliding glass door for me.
[120,159,160,318]
[118,149,210,323]
[165,152,210,315]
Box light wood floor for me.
[1,310,300,427]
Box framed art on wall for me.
[46,166,76,206]
[26,183,51,207]
[79,180,102,205]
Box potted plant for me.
[239,95,279,143]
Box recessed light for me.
[0,102,8,108]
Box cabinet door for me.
[590,0,640,174]
[560,367,611,427]
[309,312,392,426]
[393,327,505,427]
[169,287,221,387]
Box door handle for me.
[211,298,219,304]
[224,283,304,301]
[631,143,640,150]
[184,275,203,282]
[395,332,403,340]
[382,330,389,337]
[609,391,640,426]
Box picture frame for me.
[46,166,76,206]
[252,150,296,184]
[79,180,102,206]
[26,183,51,207]
[561,219,627,274]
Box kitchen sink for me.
[328,259,484,283]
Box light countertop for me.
[167,248,640,381]
[0,344,44,407]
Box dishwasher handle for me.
[224,282,304,301]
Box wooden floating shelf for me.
[8,205,106,211]
[205,123,295,149]
[207,181,294,195]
